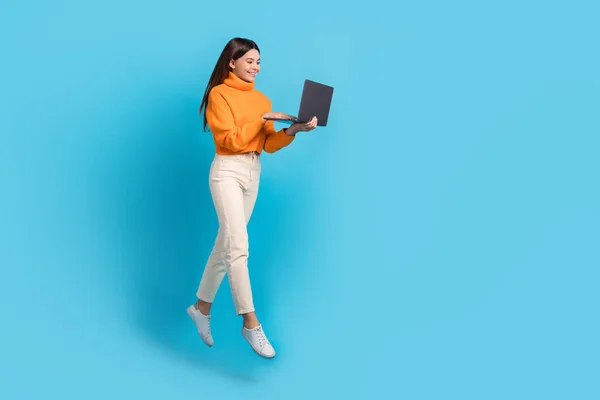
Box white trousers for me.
[196,152,261,315]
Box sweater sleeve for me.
[263,120,295,153]
[206,90,266,152]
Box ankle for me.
[242,313,260,330]
[244,321,260,330]
[196,300,211,316]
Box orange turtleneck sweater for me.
[205,72,295,155]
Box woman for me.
[187,37,317,359]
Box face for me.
[229,49,261,82]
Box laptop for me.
[265,79,334,127]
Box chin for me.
[245,73,257,82]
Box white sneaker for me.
[242,325,276,359]
[187,304,214,347]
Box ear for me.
[229,59,235,69]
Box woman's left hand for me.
[286,116,318,136]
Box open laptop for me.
[265,79,334,127]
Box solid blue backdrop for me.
[1,0,599,399]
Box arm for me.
[206,91,266,152]
[263,120,296,153]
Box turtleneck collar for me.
[223,71,254,91]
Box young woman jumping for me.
[187,37,317,358]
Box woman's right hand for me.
[262,112,296,121]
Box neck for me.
[223,71,254,91]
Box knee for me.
[223,233,249,261]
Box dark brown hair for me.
[198,37,260,131]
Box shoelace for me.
[254,326,270,348]
[204,320,212,338]
[197,308,211,338]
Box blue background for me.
[1,0,599,398]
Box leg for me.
[219,182,255,316]
[204,158,256,316]
[195,158,259,313]
[189,157,249,347]
[234,156,275,359]
[239,167,261,329]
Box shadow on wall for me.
[101,85,289,382]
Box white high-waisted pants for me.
[196,152,261,315]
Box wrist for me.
[285,127,297,136]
